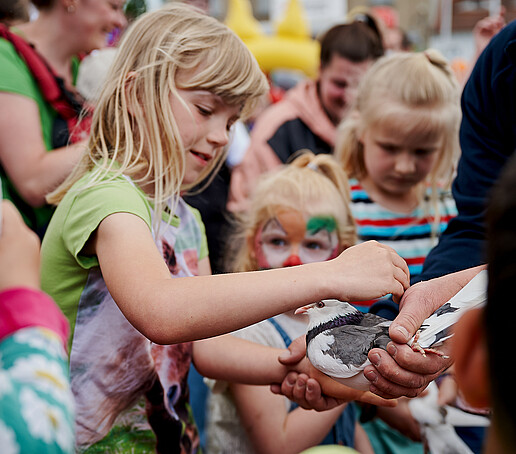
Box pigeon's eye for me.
[316,301,325,308]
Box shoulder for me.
[57,171,153,238]
[0,37,37,97]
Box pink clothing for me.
[0,287,69,348]
[228,80,336,212]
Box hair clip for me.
[307,162,319,172]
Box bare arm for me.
[94,212,410,344]
[192,334,306,385]
[0,201,40,291]
[231,382,346,454]
[0,92,86,206]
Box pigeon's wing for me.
[306,323,391,379]
[361,312,392,328]
[408,270,488,349]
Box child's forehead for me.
[265,208,337,227]
[367,102,446,141]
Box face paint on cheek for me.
[253,225,272,270]
[254,214,306,269]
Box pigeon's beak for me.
[294,306,309,315]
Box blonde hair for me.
[334,50,461,235]
[335,49,460,188]
[47,3,269,229]
[229,151,357,272]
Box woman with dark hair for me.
[0,0,127,237]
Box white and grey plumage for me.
[296,270,488,390]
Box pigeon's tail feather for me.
[408,270,487,349]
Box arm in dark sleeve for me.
[419,21,516,281]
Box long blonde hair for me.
[229,151,357,272]
[47,3,268,228]
[335,49,461,189]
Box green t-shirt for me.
[40,171,153,337]
[41,169,207,452]
[0,35,80,234]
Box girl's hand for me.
[275,336,397,410]
[270,372,347,412]
[330,241,410,303]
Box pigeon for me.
[407,381,489,454]
[295,270,488,390]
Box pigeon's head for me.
[295,299,358,328]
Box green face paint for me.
[306,216,337,234]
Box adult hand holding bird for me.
[296,270,487,394]
[273,336,398,409]
[366,266,486,399]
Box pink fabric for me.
[228,80,336,212]
[0,287,69,348]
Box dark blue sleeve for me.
[418,21,516,281]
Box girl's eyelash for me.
[196,106,212,116]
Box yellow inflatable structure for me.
[225,0,320,79]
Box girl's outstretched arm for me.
[231,381,346,454]
[94,212,409,344]
[193,334,309,385]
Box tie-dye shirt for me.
[41,169,208,453]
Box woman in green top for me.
[0,0,127,237]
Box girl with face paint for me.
[206,152,377,454]
[254,212,341,269]
[229,151,357,273]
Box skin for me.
[364,265,486,398]
[170,88,240,187]
[0,201,41,292]
[359,110,442,213]
[278,267,486,401]
[217,209,375,453]
[0,0,126,207]
[253,211,339,269]
[318,55,373,125]
[80,75,409,414]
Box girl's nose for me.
[282,254,302,267]
[207,126,229,148]
[395,152,416,174]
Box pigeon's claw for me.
[411,330,450,358]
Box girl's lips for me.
[190,150,212,165]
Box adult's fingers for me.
[364,345,449,399]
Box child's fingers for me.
[391,266,410,303]
[388,248,410,285]
[277,335,306,365]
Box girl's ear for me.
[452,307,490,409]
